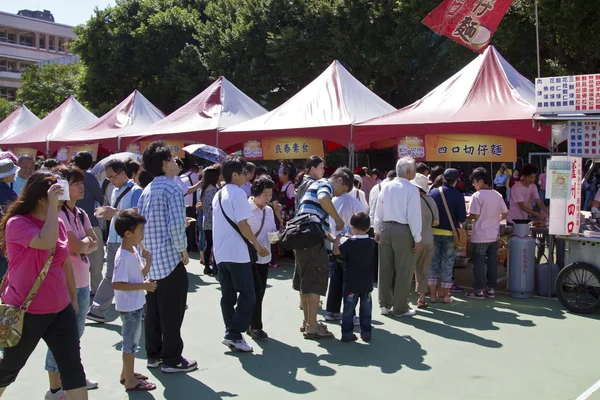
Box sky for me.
[2,0,115,26]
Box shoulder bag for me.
[439,187,467,248]
[218,191,258,264]
[0,249,55,347]
[280,213,326,251]
[255,208,267,237]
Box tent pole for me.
[216,129,219,149]
[535,0,541,78]
[117,135,121,153]
[46,139,49,159]
[348,125,354,169]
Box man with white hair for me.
[374,157,422,316]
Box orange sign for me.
[68,144,99,163]
[425,134,516,162]
[397,136,425,161]
[11,148,37,159]
[139,140,185,158]
[261,137,323,160]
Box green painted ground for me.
[4,256,600,400]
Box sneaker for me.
[381,307,391,315]
[222,338,253,352]
[324,312,342,321]
[486,288,496,299]
[161,358,198,374]
[353,315,360,326]
[86,312,106,323]
[398,309,417,317]
[147,358,162,369]
[450,284,464,293]
[44,390,68,400]
[465,290,485,300]
[86,378,99,390]
[247,329,269,340]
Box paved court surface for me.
[4,256,600,400]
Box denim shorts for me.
[120,307,143,354]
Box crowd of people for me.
[0,142,570,399]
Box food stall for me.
[533,73,600,313]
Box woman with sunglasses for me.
[0,171,88,400]
[45,165,99,396]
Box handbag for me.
[439,187,467,248]
[0,249,55,348]
[280,213,326,250]
[218,191,258,264]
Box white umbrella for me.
[90,152,140,177]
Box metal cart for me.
[555,235,600,314]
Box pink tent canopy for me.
[50,90,165,152]
[0,96,98,153]
[0,105,40,142]
[120,77,267,147]
[219,60,396,148]
[354,46,551,149]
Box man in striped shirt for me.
[294,167,353,340]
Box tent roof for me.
[0,105,40,142]
[354,46,551,148]
[121,77,267,147]
[50,90,164,151]
[219,60,396,148]
[0,96,98,151]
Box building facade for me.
[0,10,76,101]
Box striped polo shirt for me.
[297,178,334,232]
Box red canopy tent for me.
[353,46,551,149]
[120,77,267,148]
[0,96,98,154]
[219,60,396,149]
[50,90,165,153]
[0,105,40,143]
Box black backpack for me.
[280,214,326,250]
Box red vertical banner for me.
[422,0,514,53]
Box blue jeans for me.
[218,262,256,340]
[471,241,499,291]
[428,236,456,289]
[120,307,143,354]
[45,286,89,372]
[341,291,372,340]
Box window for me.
[0,60,6,72]
[7,33,16,44]
[49,36,55,51]
[39,34,46,49]
[7,61,16,72]
[58,38,65,52]
[0,31,6,42]
[0,88,15,101]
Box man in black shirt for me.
[333,212,376,342]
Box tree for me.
[0,99,18,121]
[71,0,209,115]
[16,63,85,118]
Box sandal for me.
[120,373,149,385]
[300,321,326,333]
[303,325,334,340]
[417,300,428,309]
[442,296,454,304]
[125,380,157,392]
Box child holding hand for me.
[112,209,158,392]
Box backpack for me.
[295,176,315,210]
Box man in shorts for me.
[294,167,353,339]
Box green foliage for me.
[16,63,85,118]
[0,99,18,121]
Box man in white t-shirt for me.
[213,155,269,353]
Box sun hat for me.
[0,158,19,179]
[353,174,363,184]
[410,173,429,193]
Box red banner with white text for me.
[422,0,514,53]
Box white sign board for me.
[535,74,600,114]
[567,120,600,157]
[548,156,582,235]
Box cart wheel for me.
[556,262,600,314]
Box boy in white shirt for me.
[112,210,159,392]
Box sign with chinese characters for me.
[68,144,99,163]
[397,136,426,161]
[243,140,263,161]
[549,156,582,235]
[138,140,185,158]
[546,159,571,200]
[535,74,600,114]
[567,120,600,156]
[10,148,37,159]
[261,137,324,160]
[422,0,514,53]
[424,134,516,162]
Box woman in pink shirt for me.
[0,171,88,400]
[45,165,99,395]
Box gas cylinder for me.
[508,220,536,298]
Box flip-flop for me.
[125,380,157,392]
[300,322,327,333]
[120,373,149,385]
[417,301,428,309]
